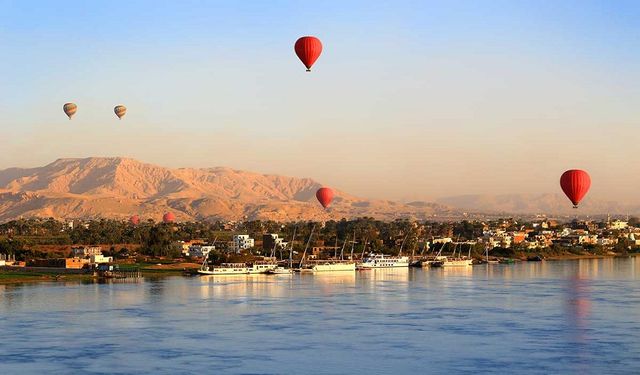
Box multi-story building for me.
[71,246,102,258]
[229,235,254,253]
[187,245,215,258]
[90,254,113,264]
[262,234,288,252]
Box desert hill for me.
[0,157,454,222]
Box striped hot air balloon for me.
[294,36,323,72]
[114,105,127,120]
[63,103,77,120]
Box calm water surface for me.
[2,258,640,374]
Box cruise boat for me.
[198,262,277,275]
[299,260,356,273]
[357,253,410,269]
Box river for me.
[2,258,640,374]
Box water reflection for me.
[2,259,640,374]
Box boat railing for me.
[220,263,247,267]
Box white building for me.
[72,246,103,257]
[90,254,113,264]
[609,220,628,230]
[187,245,215,258]
[230,235,255,253]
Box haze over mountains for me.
[0,157,453,222]
[436,194,639,217]
[0,157,635,222]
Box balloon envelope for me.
[316,187,334,209]
[295,36,322,71]
[560,170,591,207]
[129,215,140,225]
[63,103,77,120]
[163,212,175,223]
[114,105,127,119]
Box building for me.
[71,246,102,258]
[262,234,288,252]
[229,235,254,253]
[187,245,215,258]
[30,258,89,269]
[608,220,628,230]
[90,254,113,264]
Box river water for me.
[1,258,640,374]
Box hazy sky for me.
[1,0,638,202]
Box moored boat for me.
[198,262,277,275]
[299,260,356,273]
[357,253,410,269]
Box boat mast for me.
[298,225,315,269]
[289,227,297,269]
[350,231,356,260]
[339,238,347,261]
[360,237,368,260]
[398,234,408,256]
[200,236,218,271]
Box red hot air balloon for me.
[560,170,591,208]
[316,187,334,209]
[294,36,322,72]
[163,212,175,223]
[129,215,140,225]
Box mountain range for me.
[0,157,635,222]
[0,157,454,222]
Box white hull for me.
[300,263,356,272]
[358,254,410,269]
[357,263,409,269]
[198,263,277,275]
[441,259,473,267]
[265,266,293,275]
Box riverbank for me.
[0,262,201,285]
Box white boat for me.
[440,257,473,267]
[430,239,474,267]
[357,253,410,269]
[265,266,294,274]
[198,262,277,275]
[299,261,356,273]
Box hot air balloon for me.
[114,105,127,120]
[560,169,591,208]
[294,36,322,72]
[163,212,175,223]
[316,187,334,209]
[63,103,77,120]
[129,215,140,225]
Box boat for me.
[265,266,293,275]
[419,255,448,267]
[500,258,516,264]
[299,260,356,273]
[430,239,473,267]
[198,262,277,275]
[357,253,410,269]
[527,255,544,262]
[440,257,473,267]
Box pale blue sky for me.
[0,1,638,201]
